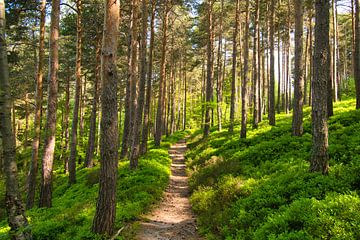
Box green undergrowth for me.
[187,99,360,240]
[0,131,189,240]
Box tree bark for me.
[311,0,330,175]
[253,0,260,129]
[130,0,148,168]
[0,1,32,238]
[141,0,156,154]
[38,0,60,208]
[216,0,224,131]
[229,0,239,134]
[241,0,250,138]
[269,0,276,125]
[68,0,82,184]
[355,0,360,109]
[84,33,101,168]
[27,0,46,209]
[292,0,304,136]
[154,0,169,146]
[204,0,214,137]
[92,0,120,235]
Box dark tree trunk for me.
[269,0,276,126]
[0,1,32,238]
[241,0,250,138]
[310,0,330,175]
[204,0,214,137]
[229,0,239,134]
[84,33,101,168]
[141,0,156,154]
[130,0,148,168]
[253,0,260,129]
[39,0,60,208]
[292,0,304,136]
[91,0,120,235]
[155,0,169,146]
[355,0,360,109]
[69,0,83,184]
[27,0,46,209]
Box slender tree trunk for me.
[0,1,32,238]
[311,0,330,175]
[84,33,101,168]
[69,0,83,184]
[253,0,260,129]
[292,0,304,136]
[332,0,338,102]
[241,0,250,138]
[39,0,60,208]
[92,0,120,235]
[355,0,360,108]
[229,0,239,133]
[216,0,224,131]
[269,0,276,125]
[141,0,156,154]
[309,11,313,106]
[304,16,310,105]
[26,0,46,210]
[183,55,187,130]
[155,0,169,146]
[204,0,215,137]
[130,0,147,168]
[63,70,70,172]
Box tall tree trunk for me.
[292,0,304,136]
[155,0,169,146]
[332,0,338,102]
[269,0,276,125]
[141,0,156,154]
[39,0,60,208]
[241,0,250,138]
[63,70,70,172]
[84,33,101,168]
[183,55,187,130]
[204,0,214,137]
[91,0,120,235]
[216,0,224,131]
[130,0,148,168]
[230,0,239,133]
[27,0,46,209]
[311,0,330,175]
[69,0,83,184]
[309,10,313,106]
[355,0,360,109]
[253,0,260,129]
[0,1,32,238]
[304,16,310,105]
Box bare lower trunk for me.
[27,0,46,210]
[39,0,60,209]
[292,0,304,136]
[91,0,120,235]
[84,33,101,168]
[311,0,330,175]
[355,0,360,108]
[252,0,260,129]
[269,0,276,125]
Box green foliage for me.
[187,99,360,239]
[0,131,189,240]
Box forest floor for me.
[135,139,202,240]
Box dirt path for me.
[135,139,202,240]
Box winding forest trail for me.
[135,139,202,240]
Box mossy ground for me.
[187,99,360,240]
[0,131,189,240]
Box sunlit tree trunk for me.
[355,0,360,109]
[39,0,60,208]
[92,0,120,235]
[252,0,260,129]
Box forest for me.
[1,0,360,239]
